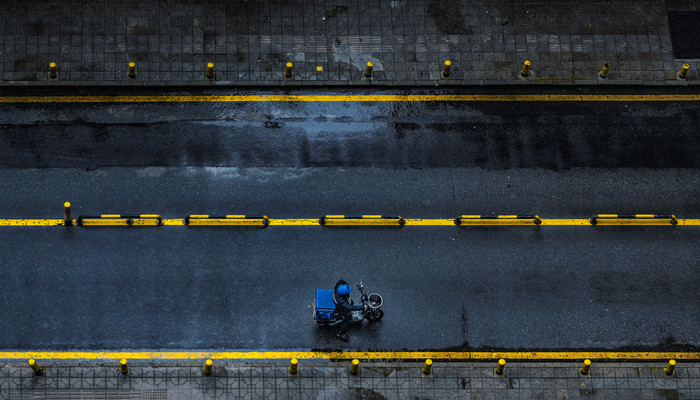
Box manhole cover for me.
[668,11,700,58]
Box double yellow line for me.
[1,94,700,103]
[1,351,698,361]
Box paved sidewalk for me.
[1,0,699,86]
[2,361,699,399]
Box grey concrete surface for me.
[2,0,700,86]
[3,361,700,400]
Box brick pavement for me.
[2,361,700,399]
[1,0,699,87]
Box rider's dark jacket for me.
[334,279,364,318]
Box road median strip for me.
[2,216,699,227]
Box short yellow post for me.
[119,359,128,375]
[206,62,215,79]
[364,61,374,78]
[679,63,690,79]
[495,359,506,375]
[580,359,591,375]
[351,359,360,374]
[64,202,72,226]
[423,359,433,375]
[600,62,610,78]
[521,60,531,77]
[665,359,676,376]
[49,62,57,79]
[443,60,452,77]
[128,62,136,78]
[289,358,298,374]
[28,359,42,376]
[204,359,213,375]
[285,62,294,78]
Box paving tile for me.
[0,0,696,86]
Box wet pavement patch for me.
[668,11,700,59]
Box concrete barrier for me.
[76,214,163,226]
[590,214,677,226]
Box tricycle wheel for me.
[367,310,384,322]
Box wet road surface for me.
[0,87,699,352]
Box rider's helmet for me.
[338,284,352,295]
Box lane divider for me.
[1,351,698,361]
[456,215,541,226]
[319,215,406,227]
[76,214,163,226]
[184,214,270,227]
[2,206,699,227]
[590,214,678,226]
[3,94,700,103]
[2,217,700,227]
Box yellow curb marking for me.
[1,218,699,226]
[1,351,698,361]
[0,219,64,226]
[2,94,700,103]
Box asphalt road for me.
[1,225,699,351]
[0,87,699,352]
[2,88,700,169]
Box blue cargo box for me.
[314,289,335,321]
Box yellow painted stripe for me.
[268,218,320,225]
[539,218,591,226]
[0,219,65,226]
[1,218,700,227]
[0,351,697,361]
[404,218,456,226]
[2,94,700,103]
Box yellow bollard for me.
[119,359,128,375]
[28,359,42,376]
[49,62,57,79]
[580,359,591,375]
[128,62,136,78]
[206,62,215,79]
[443,60,452,77]
[600,62,610,78]
[204,359,213,375]
[364,61,374,78]
[64,202,72,226]
[665,359,676,376]
[285,62,294,78]
[423,359,433,375]
[521,60,531,77]
[679,63,690,79]
[351,359,360,374]
[289,358,298,374]
[495,359,506,375]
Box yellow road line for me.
[0,219,64,226]
[2,94,700,103]
[268,218,320,226]
[1,218,700,226]
[1,351,698,361]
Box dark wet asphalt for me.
[0,87,699,352]
[2,88,700,170]
[1,226,699,351]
